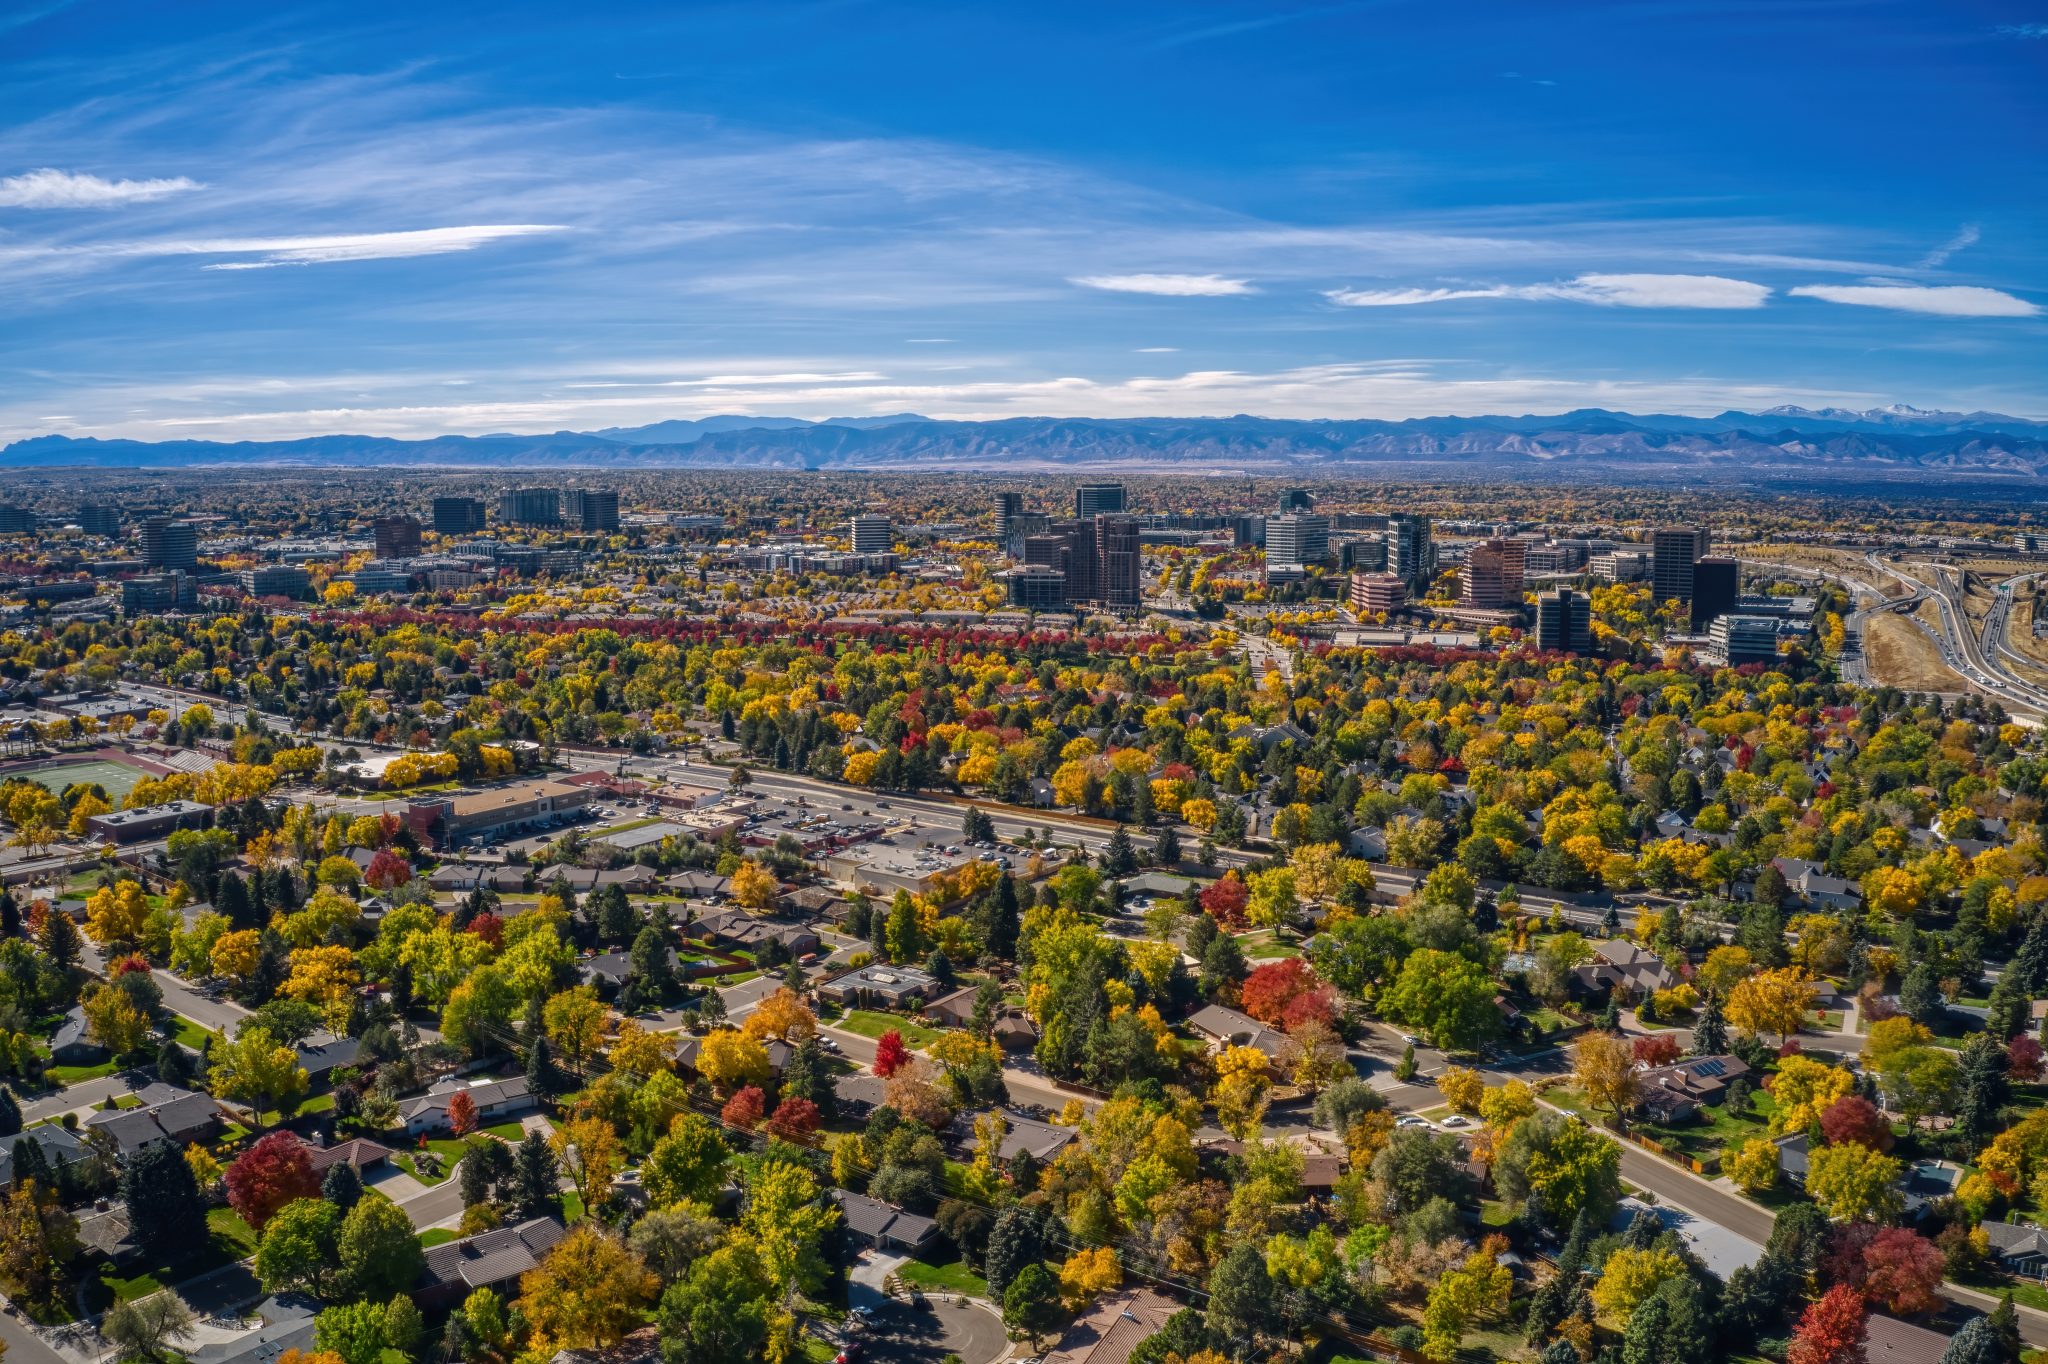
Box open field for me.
[10,757,144,802]
[1863,609,1961,693]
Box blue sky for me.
[2,0,2044,441]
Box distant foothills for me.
[9,404,2048,480]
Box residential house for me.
[828,1189,939,1254]
[921,986,981,1029]
[1770,856,1862,910]
[832,1073,889,1119]
[305,1137,394,1177]
[579,948,681,994]
[190,1296,319,1364]
[675,1033,791,1081]
[1862,1315,1955,1364]
[1185,1003,1290,1065]
[660,870,731,899]
[415,1216,568,1309]
[816,962,937,1010]
[1633,1054,1750,1122]
[1983,1220,2048,1278]
[685,910,818,958]
[1039,1287,1180,1364]
[991,1011,1038,1051]
[952,1108,1077,1164]
[1573,939,1677,1001]
[294,1032,362,1081]
[49,1006,106,1065]
[84,1083,225,1159]
[400,1076,536,1137]
[0,1125,87,1185]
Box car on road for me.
[820,1038,841,1052]
[908,1292,930,1311]
[1440,1115,1471,1128]
[1396,1115,1432,1128]
[1401,1033,1422,1046]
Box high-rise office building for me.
[1341,537,1388,572]
[994,492,1024,547]
[564,489,620,532]
[1691,556,1739,629]
[1266,513,1331,569]
[1350,573,1406,615]
[140,517,199,572]
[1652,526,1711,604]
[78,505,121,537]
[1710,614,1782,666]
[1234,514,1267,549]
[1093,515,1142,610]
[122,571,198,612]
[1536,588,1593,653]
[1076,483,1126,518]
[433,496,488,536]
[373,516,424,559]
[240,565,312,600]
[1459,539,1518,609]
[1277,487,1314,514]
[1001,565,1067,610]
[848,514,894,554]
[0,508,36,535]
[498,487,560,527]
[1387,513,1436,589]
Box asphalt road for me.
[0,1311,73,1364]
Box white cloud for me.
[1070,273,1256,297]
[1327,272,1769,309]
[0,167,202,208]
[1788,283,2039,318]
[1135,346,1180,353]
[1917,224,1980,269]
[192,225,565,269]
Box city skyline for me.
[3,0,2045,445]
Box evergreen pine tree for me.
[323,1161,363,1213]
[984,875,1019,961]
[526,1035,559,1094]
[0,1085,21,1137]
[1100,824,1137,877]
[1153,825,1182,867]
[1958,1033,2010,1144]
[1987,1294,2021,1362]
[512,1131,559,1216]
[1938,1317,1999,1364]
[0,892,20,939]
[1691,992,1729,1056]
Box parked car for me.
[909,1293,930,1311]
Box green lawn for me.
[398,1120,531,1184]
[597,817,663,836]
[294,1092,336,1115]
[898,1253,989,1298]
[90,1215,253,1309]
[42,1058,122,1086]
[837,1011,941,1048]
[418,1229,460,1248]
[169,1015,213,1050]
[1235,930,1301,959]
[562,1190,586,1224]
[207,1206,259,1257]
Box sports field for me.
[13,758,145,803]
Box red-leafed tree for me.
[446,1089,479,1137]
[1240,958,1317,1025]
[1818,1095,1892,1151]
[1632,1034,1682,1067]
[1199,878,1250,930]
[765,1097,822,1143]
[873,1029,911,1078]
[364,848,411,892]
[1858,1227,1944,1316]
[2011,1034,2045,1082]
[466,911,505,949]
[1279,984,1338,1032]
[721,1085,767,1129]
[109,954,151,978]
[224,1130,320,1230]
[1787,1285,1867,1364]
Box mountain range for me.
[9,406,2048,479]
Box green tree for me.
[643,1114,733,1209]
[119,1141,206,1257]
[340,1194,424,1300]
[1382,949,1501,1050]
[1002,1262,1064,1346]
[102,1293,196,1363]
[255,1196,342,1297]
[657,1242,774,1364]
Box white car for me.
[1401,1034,1422,1047]
[1439,1115,1471,1128]
[1396,1115,1432,1128]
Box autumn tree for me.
[1806,1142,1904,1223]
[740,988,816,1045]
[552,1116,623,1209]
[1572,1033,1641,1127]
[543,987,610,1074]
[1726,967,1818,1046]
[1787,1285,1867,1364]
[695,1028,770,1094]
[872,1029,912,1078]
[225,1131,321,1231]
[515,1226,657,1353]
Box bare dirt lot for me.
[1863,610,1962,694]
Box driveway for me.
[861,1298,1007,1364]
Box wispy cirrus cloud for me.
[1788,282,2039,318]
[1995,23,2048,38]
[1326,272,1770,309]
[1071,272,1257,296]
[0,224,566,271]
[1918,224,1981,269]
[0,167,202,207]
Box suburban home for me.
[579,947,682,994]
[1861,1314,1956,1364]
[1573,939,1677,1000]
[921,986,981,1029]
[294,1032,362,1080]
[828,1189,939,1254]
[48,1006,106,1066]
[415,1216,568,1309]
[992,1011,1038,1051]
[816,962,937,1010]
[832,1073,890,1118]
[674,1033,791,1080]
[782,886,847,920]
[1186,1003,1290,1065]
[661,870,731,899]
[190,1295,318,1364]
[84,1083,225,1159]
[1038,1287,1180,1364]
[1775,1132,1812,1185]
[685,911,820,959]
[1770,856,1863,910]
[400,1076,536,1137]
[952,1108,1077,1164]
[1982,1220,2048,1278]
[427,865,529,895]
[1632,1054,1750,1122]
[305,1137,394,1178]
[551,866,662,895]
[0,1125,87,1185]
